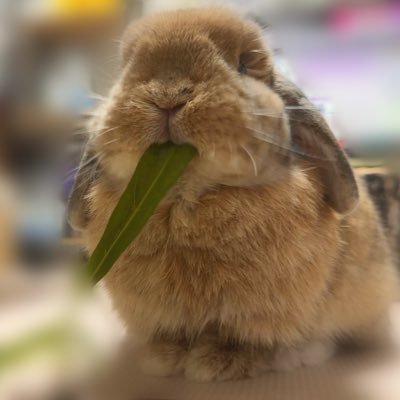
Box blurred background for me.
[0,0,399,399]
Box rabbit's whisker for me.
[120,100,156,112]
[245,110,285,119]
[248,127,334,161]
[253,133,304,157]
[103,138,120,146]
[64,154,103,186]
[248,49,265,55]
[73,162,100,190]
[111,38,123,46]
[300,166,318,173]
[285,106,314,110]
[88,92,107,101]
[96,126,120,137]
[81,110,101,118]
[73,126,115,136]
[93,64,116,81]
[103,57,122,68]
[66,154,99,176]
[245,110,307,123]
[90,75,114,86]
[240,144,258,176]
[248,37,263,44]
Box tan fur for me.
[70,8,399,381]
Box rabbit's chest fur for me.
[86,168,348,343]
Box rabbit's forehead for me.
[125,8,264,58]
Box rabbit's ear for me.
[67,145,99,231]
[274,75,359,214]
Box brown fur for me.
[69,8,399,381]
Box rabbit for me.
[68,8,399,381]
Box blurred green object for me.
[0,326,68,374]
[350,158,385,168]
[86,142,197,283]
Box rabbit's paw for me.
[140,340,187,377]
[184,336,269,382]
[273,340,336,371]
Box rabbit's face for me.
[94,8,291,186]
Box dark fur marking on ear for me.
[273,75,359,214]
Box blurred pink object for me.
[330,4,400,34]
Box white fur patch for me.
[273,340,336,371]
[105,152,140,182]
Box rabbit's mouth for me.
[151,100,194,146]
[155,112,171,144]
[155,107,186,145]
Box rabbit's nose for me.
[152,83,193,112]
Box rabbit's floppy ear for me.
[273,75,359,214]
[67,144,99,231]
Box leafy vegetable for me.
[86,142,197,283]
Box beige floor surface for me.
[1,272,399,400]
[90,304,400,400]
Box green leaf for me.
[86,142,197,283]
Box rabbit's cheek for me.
[103,150,141,185]
[193,145,256,186]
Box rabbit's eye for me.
[238,62,247,74]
